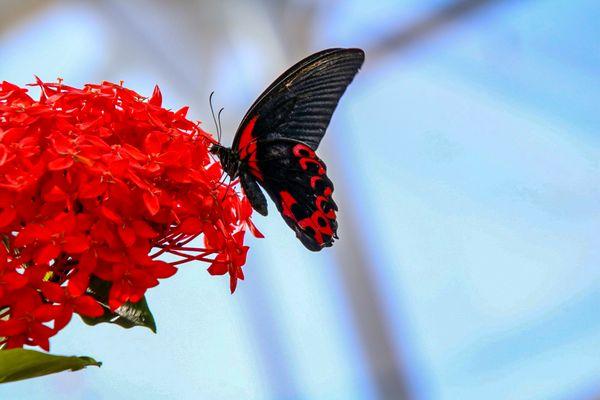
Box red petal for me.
[41,282,66,303]
[29,322,55,348]
[157,151,181,166]
[174,106,189,118]
[100,205,123,224]
[127,170,152,190]
[63,235,90,254]
[93,264,114,282]
[109,159,129,177]
[207,261,228,276]
[108,282,126,311]
[144,131,167,154]
[10,288,40,314]
[79,179,104,199]
[246,219,264,238]
[47,156,74,171]
[178,217,202,235]
[67,271,90,297]
[53,308,74,331]
[0,319,28,336]
[77,248,96,269]
[0,207,16,228]
[147,112,166,129]
[51,134,75,154]
[2,272,27,290]
[0,143,8,167]
[122,144,146,161]
[35,243,61,265]
[143,191,160,216]
[5,336,26,349]
[151,261,177,279]
[77,117,102,131]
[36,336,51,352]
[118,225,137,247]
[15,225,48,246]
[148,85,162,106]
[33,304,61,322]
[229,274,238,293]
[98,126,112,137]
[42,185,67,202]
[73,295,104,317]
[132,220,158,238]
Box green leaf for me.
[81,276,157,333]
[81,297,157,333]
[0,349,100,384]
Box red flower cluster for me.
[0,79,260,350]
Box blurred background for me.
[1,0,599,399]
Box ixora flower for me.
[0,79,261,352]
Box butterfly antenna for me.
[217,107,224,144]
[209,91,219,143]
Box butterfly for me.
[211,48,364,251]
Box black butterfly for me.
[211,48,364,251]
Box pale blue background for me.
[0,1,599,399]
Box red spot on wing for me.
[285,144,338,246]
[310,176,321,189]
[316,196,335,219]
[238,115,258,159]
[279,191,297,220]
[238,116,264,181]
[292,144,315,158]
[300,158,325,174]
[279,190,336,247]
[293,144,325,175]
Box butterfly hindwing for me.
[243,139,337,250]
[233,48,364,250]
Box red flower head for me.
[0,80,261,350]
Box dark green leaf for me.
[0,349,100,384]
[81,276,157,333]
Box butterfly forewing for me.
[233,48,365,151]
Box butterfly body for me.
[210,144,239,178]
[212,48,364,251]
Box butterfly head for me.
[210,144,240,179]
